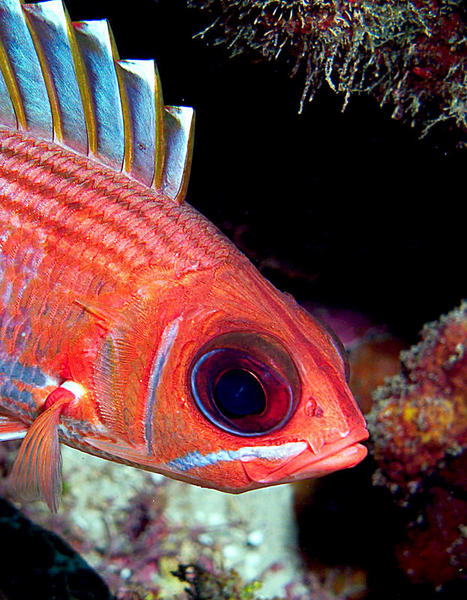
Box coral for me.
[294,303,467,592]
[188,0,467,141]
[367,301,467,588]
[394,455,467,587]
[368,301,467,493]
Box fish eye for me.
[214,368,266,417]
[189,332,300,436]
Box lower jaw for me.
[283,441,368,482]
[242,426,369,484]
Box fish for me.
[0,0,368,512]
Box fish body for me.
[0,0,368,512]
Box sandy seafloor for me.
[58,446,308,598]
[0,443,311,598]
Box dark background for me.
[67,0,465,344]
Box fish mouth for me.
[242,426,369,485]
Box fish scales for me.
[0,127,233,433]
[0,0,368,513]
[0,130,232,279]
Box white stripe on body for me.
[166,441,307,473]
[144,316,182,455]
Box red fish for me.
[0,0,368,512]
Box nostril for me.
[305,398,317,417]
[304,398,323,418]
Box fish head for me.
[149,264,369,491]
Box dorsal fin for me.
[0,0,53,136]
[0,0,194,203]
[21,0,88,153]
[118,58,165,188]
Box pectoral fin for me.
[8,381,85,513]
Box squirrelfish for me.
[0,0,368,512]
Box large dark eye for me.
[190,332,300,436]
[214,368,266,417]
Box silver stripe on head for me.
[166,441,307,473]
[144,316,182,455]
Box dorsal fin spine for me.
[22,3,63,143]
[106,21,133,174]
[118,61,133,179]
[65,14,96,155]
[153,64,165,189]
[0,13,26,129]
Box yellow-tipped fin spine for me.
[161,106,195,205]
[22,0,88,153]
[118,58,165,187]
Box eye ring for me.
[189,332,300,437]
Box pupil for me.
[214,369,266,418]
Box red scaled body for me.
[0,0,368,512]
[0,128,367,499]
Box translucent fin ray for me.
[0,0,194,202]
[8,383,83,513]
[9,398,66,513]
